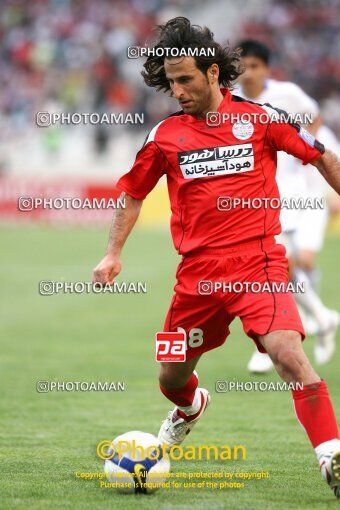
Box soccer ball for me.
[104,431,170,494]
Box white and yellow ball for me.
[104,431,170,494]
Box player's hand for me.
[92,254,121,285]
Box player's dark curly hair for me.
[142,17,243,92]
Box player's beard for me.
[188,85,214,119]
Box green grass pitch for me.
[1,225,339,510]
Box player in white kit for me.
[235,40,339,372]
[294,125,340,364]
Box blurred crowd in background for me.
[241,0,340,135]
[0,0,339,174]
[0,0,183,144]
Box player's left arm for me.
[266,111,340,195]
[306,114,322,136]
[310,150,340,195]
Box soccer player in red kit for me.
[93,17,340,497]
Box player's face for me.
[164,57,214,117]
[239,56,269,89]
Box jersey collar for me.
[219,88,232,111]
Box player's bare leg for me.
[257,329,340,497]
[158,355,211,448]
[257,329,317,383]
[248,255,296,374]
[159,355,201,388]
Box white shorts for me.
[279,207,302,234]
[275,231,296,258]
[294,206,328,252]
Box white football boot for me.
[247,351,274,374]
[158,388,210,448]
[320,450,340,498]
[314,310,340,365]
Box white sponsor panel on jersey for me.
[178,143,254,179]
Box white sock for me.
[177,388,202,416]
[315,439,340,463]
[294,268,331,330]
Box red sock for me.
[160,372,198,407]
[292,380,339,448]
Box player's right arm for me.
[92,138,168,284]
[92,193,143,285]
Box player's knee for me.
[297,250,315,272]
[299,260,314,272]
[276,348,299,373]
[273,331,302,370]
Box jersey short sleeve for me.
[116,141,167,200]
[265,110,325,165]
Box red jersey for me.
[116,88,324,255]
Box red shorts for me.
[163,238,305,360]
